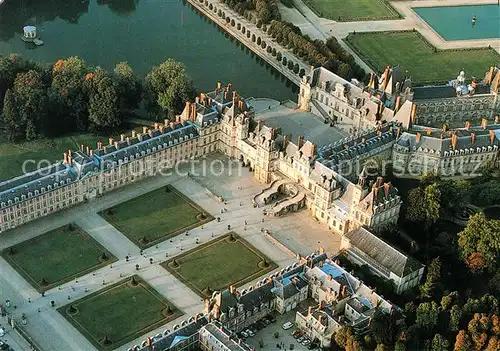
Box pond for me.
[0,0,297,100]
[414,5,500,41]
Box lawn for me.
[0,124,144,182]
[2,225,116,291]
[100,185,213,248]
[58,276,181,351]
[303,0,400,21]
[162,233,277,297]
[346,31,500,85]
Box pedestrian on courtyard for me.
[245,220,247,225]
[28,298,31,303]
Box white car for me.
[282,321,293,330]
[240,331,249,338]
[0,327,4,337]
[246,329,255,337]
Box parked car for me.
[240,331,248,338]
[308,342,318,349]
[293,331,303,338]
[302,338,311,346]
[245,329,255,337]
[263,318,271,325]
[282,321,294,330]
[297,337,304,343]
[267,315,277,323]
[0,342,9,351]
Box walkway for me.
[0,155,339,351]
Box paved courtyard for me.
[256,105,348,148]
[0,154,340,351]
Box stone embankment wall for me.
[186,0,308,86]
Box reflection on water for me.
[0,0,296,100]
[484,207,500,220]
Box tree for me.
[144,59,194,118]
[441,291,459,311]
[276,52,282,61]
[257,37,261,45]
[450,305,462,332]
[458,213,500,272]
[3,89,23,141]
[51,56,89,132]
[406,184,441,231]
[339,62,351,78]
[416,301,439,332]
[454,330,473,351]
[375,344,389,351]
[293,63,299,74]
[86,68,121,131]
[431,334,450,351]
[282,56,287,65]
[334,326,352,348]
[420,257,442,297]
[113,62,142,111]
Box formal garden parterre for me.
[162,232,277,297]
[58,275,182,351]
[346,30,500,85]
[100,185,214,248]
[302,0,400,21]
[1,224,117,292]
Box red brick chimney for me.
[170,122,175,130]
[80,144,84,152]
[67,150,72,165]
[465,121,471,130]
[471,132,476,144]
[217,81,221,90]
[86,146,90,155]
[490,130,495,144]
[416,132,422,143]
[63,152,68,164]
[482,119,488,129]
[114,141,119,150]
[451,133,457,150]
[377,176,383,187]
[108,137,113,146]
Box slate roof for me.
[0,163,78,206]
[218,289,238,313]
[344,227,423,277]
[239,282,274,311]
[396,129,500,152]
[413,86,456,100]
[201,323,253,350]
[96,122,199,167]
[316,123,398,172]
[146,316,208,350]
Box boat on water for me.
[33,38,44,46]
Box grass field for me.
[346,31,500,85]
[303,0,400,21]
[0,125,144,182]
[100,185,213,248]
[162,233,277,297]
[2,225,116,291]
[58,276,181,351]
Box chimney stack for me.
[80,144,84,152]
[308,306,312,316]
[90,149,93,157]
[377,176,383,187]
[442,123,447,132]
[311,143,317,157]
[471,132,476,144]
[465,121,471,130]
[109,137,113,146]
[383,183,390,198]
[490,130,495,144]
[426,128,432,135]
[451,133,457,150]
[164,119,169,127]
[298,135,304,149]
[327,274,332,281]
[126,137,130,145]
[416,132,422,143]
[217,81,221,90]
[229,285,235,295]
[132,130,136,138]
[67,150,72,165]
[154,123,159,130]
[318,315,322,325]
[191,104,197,121]
[411,103,417,123]
[143,126,148,134]
[86,146,90,155]
[227,82,232,91]
[257,119,263,131]
[63,152,68,164]
[224,91,228,100]
[482,118,488,129]
[170,121,175,130]
[114,141,119,150]
[185,102,191,118]
[282,134,289,149]
[195,96,200,104]
[232,90,237,99]
[120,134,125,142]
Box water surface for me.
[0,0,297,100]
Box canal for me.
[0,0,297,101]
